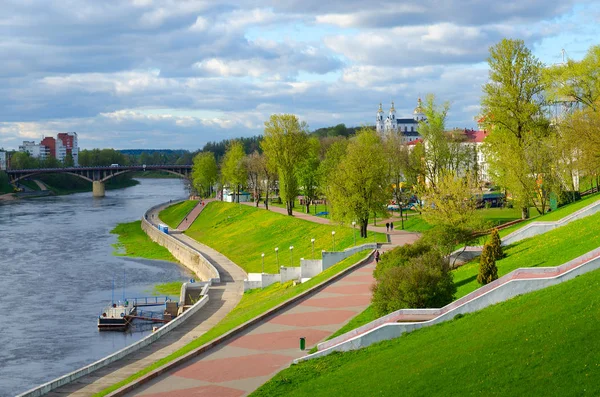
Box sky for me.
[0,0,599,151]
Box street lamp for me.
[351,221,356,246]
[331,231,336,251]
[289,246,294,266]
[261,253,265,274]
[275,247,279,267]
[311,238,315,259]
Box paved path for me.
[242,202,420,246]
[176,199,214,231]
[128,254,382,397]
[33,179,48,191]
[47,204,246,397]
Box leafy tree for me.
[192,152,218,198]
[221,141,247,203]
[261,114,309,215]
[418,172,484,262]
[383,130,410,206]
[318,138,349,212]
[372,249,456,316]
[489,228,504,260]
[327,128,388,238]
[544,45,600,111]
[297,137,321,213]
[480,38,552,219]
[418,94,451,188]
[63,153,74,167]
[477,243,498,285]
[245,151,264,207]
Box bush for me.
[489,228,504,260]
[373,240,432,279]
[372,250,456,316]
[477,243,498,285]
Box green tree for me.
[327,128,388,238]
[544,45,600,111]
[418,172,484,261]
[63,153,74,167]
[480,38,551,219]
[261,114,309,215]
[372,249,456,316]
[192,152,218,198]
[489,228,504,260]
[477,243,498,285]
[221,141,247,203]
[419,94,451,188]
[297,137,321,213]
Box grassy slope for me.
[110,221,177,262]
[323,199,600,344]
[159,200,198,229]
[453,210,600,298]
[95,249,372,396]
[185,202,386,274]
[253,267,600,397]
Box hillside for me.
[253,266,600,396]
[185,201,386,273]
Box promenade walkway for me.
[46,204,246,397]
[128,253,381,397]
[176,199,214,231]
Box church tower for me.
[376,103,385,134]
[413,98,426,122]
[384,101,398,132]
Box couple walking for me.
[385,222,394,232]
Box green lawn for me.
[95,249,372,396]
[268,200,330,218]
[185,202,386,274]
[252,267,600,397]
[159,200,198,229]
[150,281,183,296]
[111,221,178,262]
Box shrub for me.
[489,228,504,260]
[477,243,498,285]
[373,240,432,279]
[372,250,456,316]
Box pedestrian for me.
[375,250,380,263]
[385,222,389,232]
[390,222,394,231]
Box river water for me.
[0,178,193,396]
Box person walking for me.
[385,222,390,232]
[375,250,380,263]
[390,222,394,231]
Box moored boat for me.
[98,301,136,331]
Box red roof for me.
[464,129,488,143]
[407,138,423,146]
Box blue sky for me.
[0,0,599,150]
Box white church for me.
[376,99,426,142]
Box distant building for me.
[0,151,6,171]
[19,141,42,159]
[18,132,79,166]
[376,99,426,143]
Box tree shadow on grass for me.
[454,274,477,289]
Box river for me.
[0,178,193,396]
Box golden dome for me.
[414,98,424,114]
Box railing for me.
[126,296,169,307]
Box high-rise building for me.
[0,151,6,171]
[57,132,79,165]
[40,136,56,160]
[19,141,42,158]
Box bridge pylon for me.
[92,181,105,197]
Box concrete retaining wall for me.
[297,247,600,364]
[19,292,211,397]
[322,243,378,270]
[300,259,323,279]
[142,204,220,283]
[280,266,301,282]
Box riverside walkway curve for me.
[43,202,246,397]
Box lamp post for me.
[275,247,279,267]
[289,246,294,266]
[311,238,315,259]
[351,221,356,246]
[261,253,265,274]
[331,231,336,251]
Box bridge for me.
[6,164,192,197]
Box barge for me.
[98,301,136,331]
